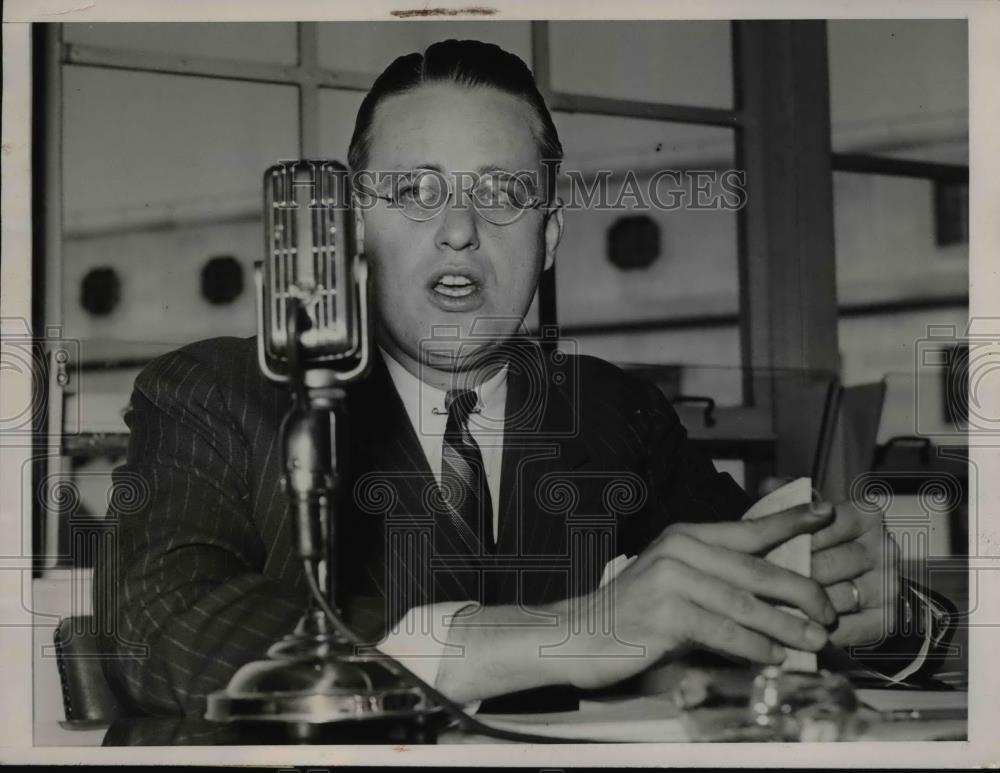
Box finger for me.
[661,534,836,625]
[811,541,874,585]
[670,502,834,554]
[827,566,894,614]
[671,562,830,652]
[676,599,786,665]
[811,502,873,552]
[828,609,891,649]
[827,580,864,614]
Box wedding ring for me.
[847,579,862,613]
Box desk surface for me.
[92,689,966,746]
[46,560,969,747]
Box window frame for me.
[35,20,852,568]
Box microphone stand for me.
[206,297,441,743]
[202,161,624,745]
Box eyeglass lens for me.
[395,170,537,224]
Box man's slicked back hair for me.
[348,39,563,197]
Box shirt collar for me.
[378,345,508,419]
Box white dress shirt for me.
[377,348,505,704]
[380,346,507,542]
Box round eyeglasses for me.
[360,169,545,226]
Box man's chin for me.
[418,338,505,374]
[376,311,524,378]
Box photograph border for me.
[1,0,997,767]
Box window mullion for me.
[297,22,321,159]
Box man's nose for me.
[433,192,480,252]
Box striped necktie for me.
[440,388,496,555]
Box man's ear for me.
[542,198,564,273]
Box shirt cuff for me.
[599,554,636,587]
[849,582,950,684]
[379,600,483,714]
[880,586,936,683]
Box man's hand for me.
[436,501,903,704]
[558,504,838,691]
[810,500,901,648]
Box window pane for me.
[62,68,298,348]
[570,328,743,404]
[840,308,968,389]
[63,22,298,65]
[878,144,968,166]
[576,325,740,376]
[838,309,969,443]
[552,112,738,329]
[317,21,532,73]
[828,20,967,160]
[63,222,265,358]
[64,68,297,230]
[839,308,968,458]
[833,171,968,307]
[548,21,732,108]
[316,88,367,162]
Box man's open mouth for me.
[426,267,486,311]
[433,274,478,297]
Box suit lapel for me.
[333,351,433,619]
[344,349,486,606]
[347,348,434,510]
[494,340,591,605]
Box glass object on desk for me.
[675,666,859,742]
[748,667,859,741]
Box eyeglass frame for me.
[352,167,552,226]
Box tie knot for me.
[445,389,479,423]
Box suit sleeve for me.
[621,374,753,555]
[93,349,306,716]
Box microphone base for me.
[205,612,444,743]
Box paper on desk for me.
[741,477,816,672]
[857,688,967,714]
[478,695,689,742]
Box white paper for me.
[741,477,817,671]
[598,553,636,587]
[479,695,688,742]
[857,688,967,714]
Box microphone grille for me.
[260,160,361,368]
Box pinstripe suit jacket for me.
[93,335,941,718]
[93,334,752,716]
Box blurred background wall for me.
[43,18,968,555]
[57,20,967,424]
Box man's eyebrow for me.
[476,164,517,175]
[405,163,444,173]
[387,163,530,175]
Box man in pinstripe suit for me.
[94,40,949,717]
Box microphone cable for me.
[302,561,609,744]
